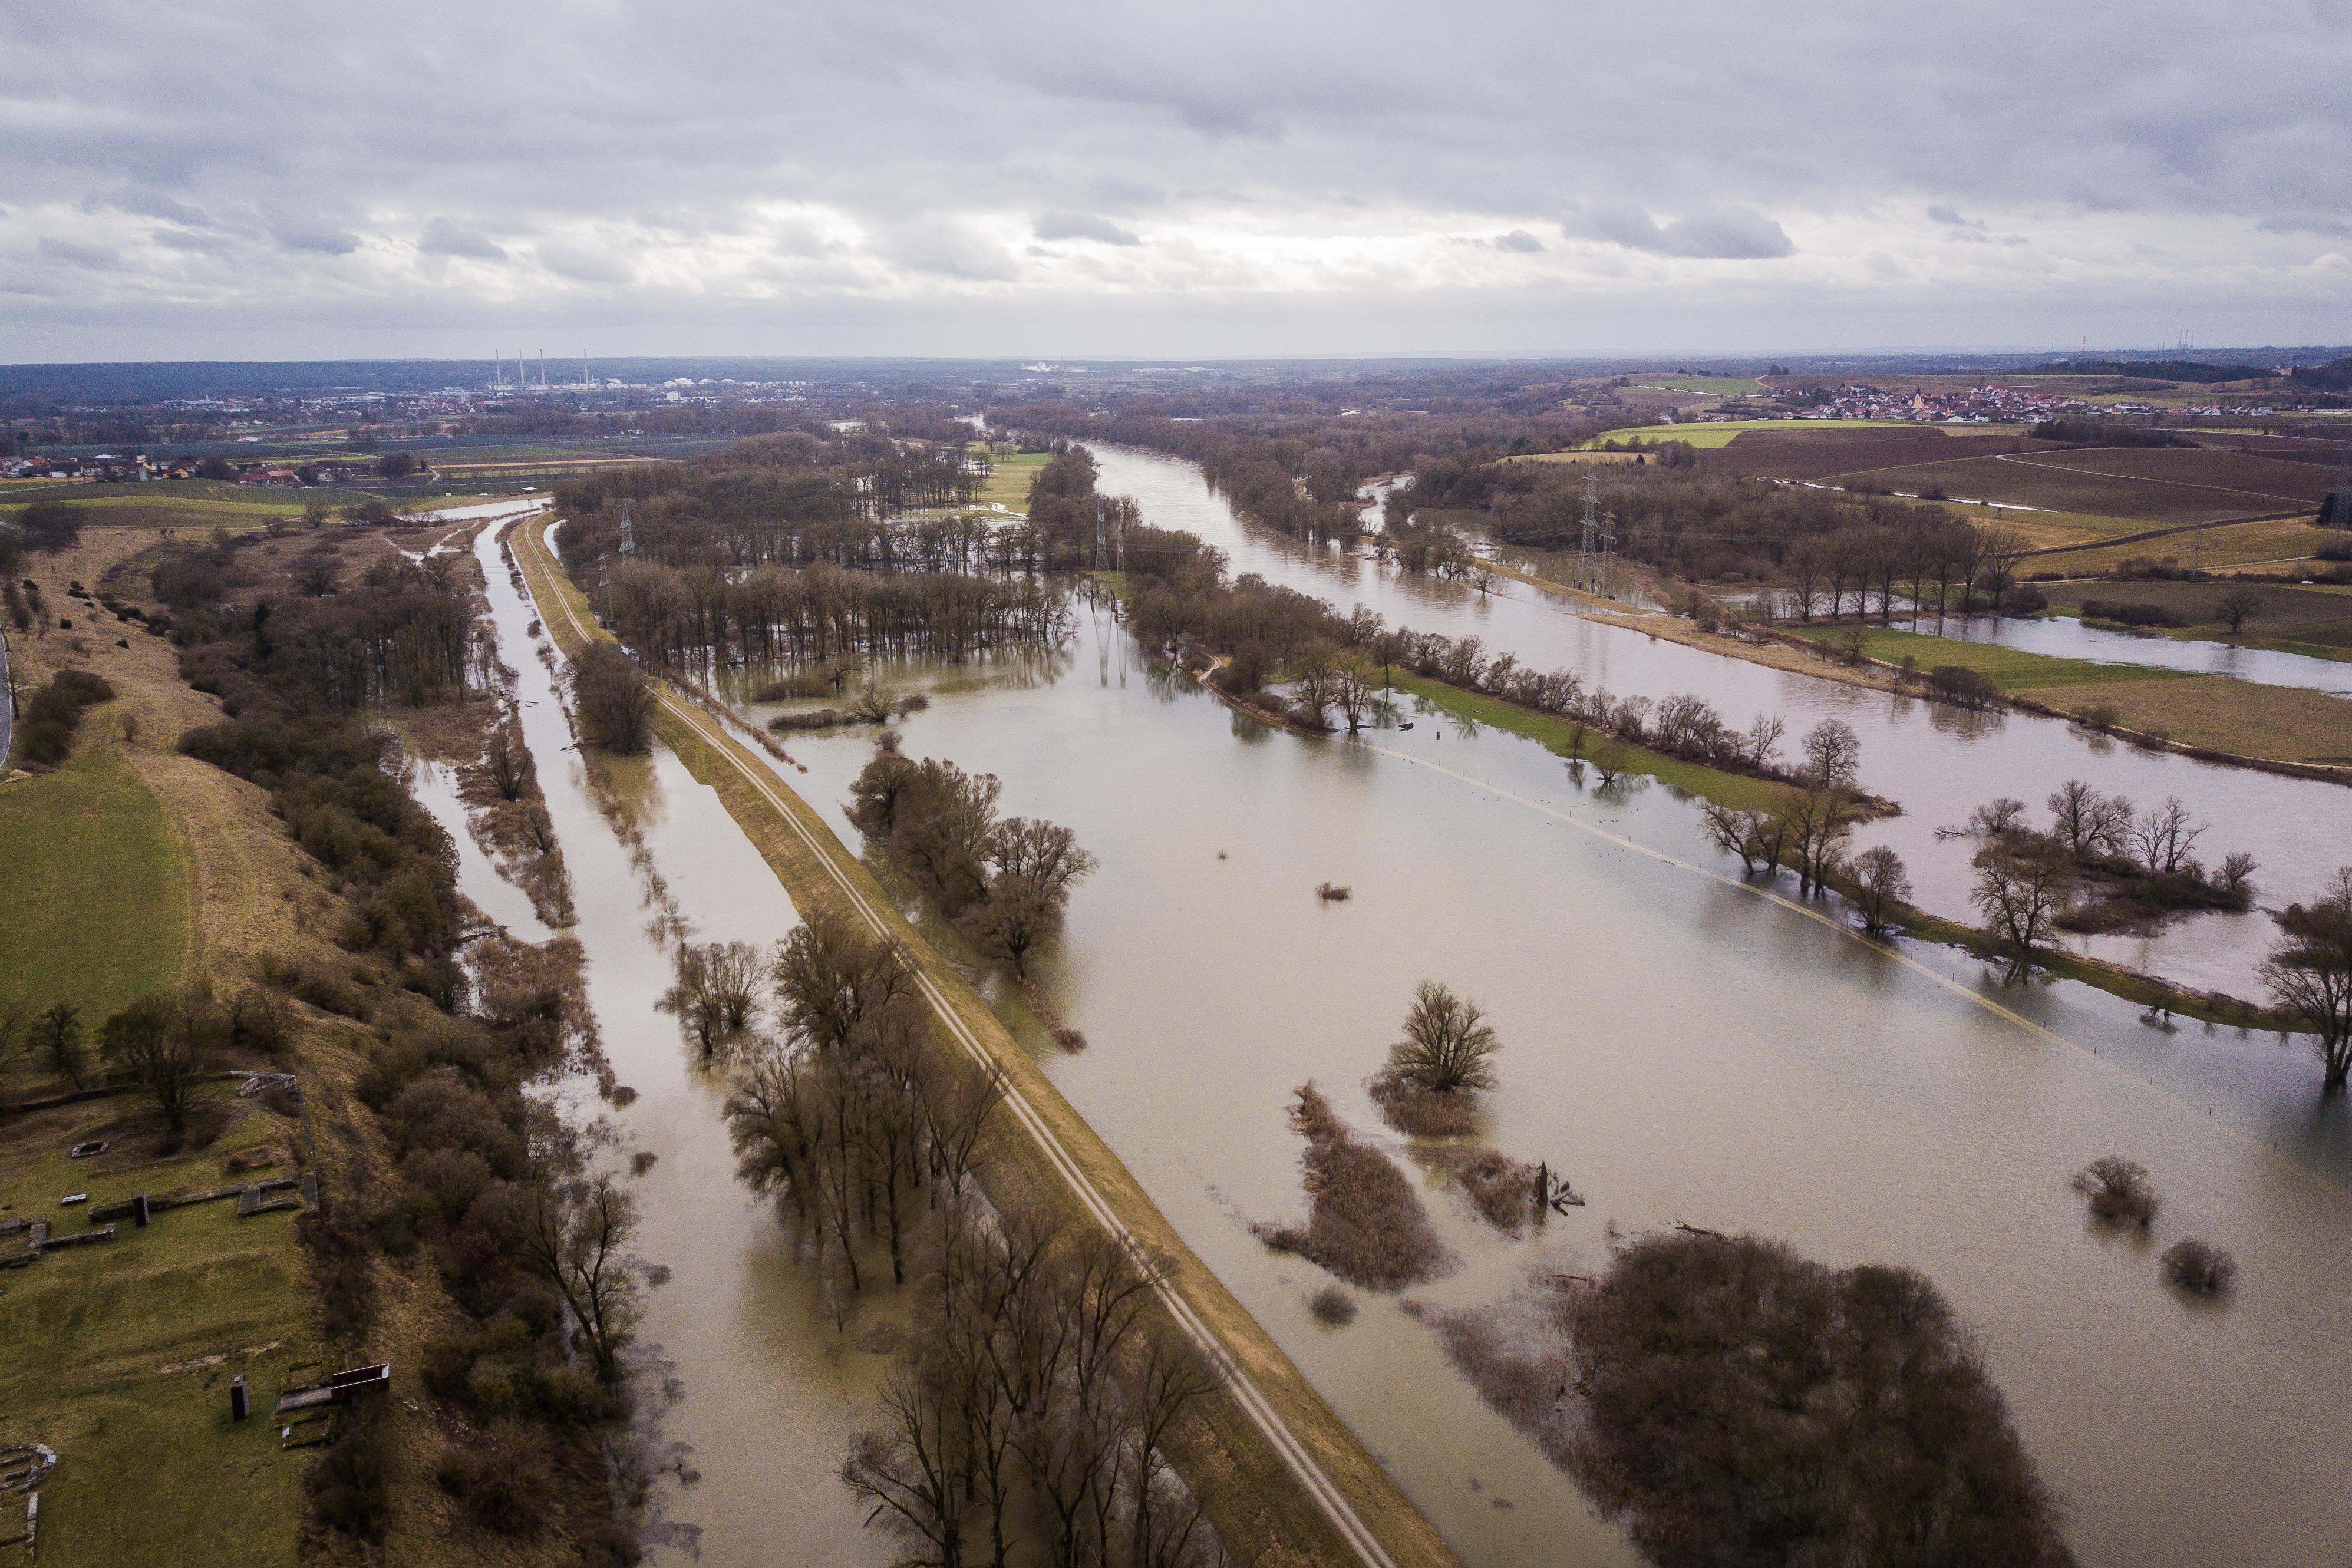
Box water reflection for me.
[1091,444,2352,999]
[741,599,2351,1568]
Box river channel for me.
[444,465,2351,1567]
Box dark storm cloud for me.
[1,1,2348,356]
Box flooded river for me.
[1113,447,2352,1000]
[444,470,2351,1568]
[1905,606,2352,697]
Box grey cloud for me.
[1565,204,1794,260]
[1491,230,1544,253]
[538,242,636,284]
[1034,212,1141,246]
[419,217,506,260]
[3,2,2351,354]
[2258,214,2352,237]
[277,224,361,255]
[37,237,121,270]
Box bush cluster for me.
[15,668,114,764]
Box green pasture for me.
[0,748,193,1024]
[1783,625,2192,691]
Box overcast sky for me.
[5,1,2350,363]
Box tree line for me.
[718,909,1228,1567]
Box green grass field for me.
[0,1085,311,1568]
[1783,625,2193,691]
[974,448,1051,512]
[1581,418,1916,450]
[1640,375,1770,396]
[0,748,193,1021]
[1391,671,1792,812]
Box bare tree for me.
[1801,719,1861,790]
[100,991,226,1137]
[34,1002,85,1088]
[659,940,764,1057]
[1701,803,1771,874]
[1331,652,1380,734]
[1973,841,2072,963]
[572,642,656,754]
[2131,797,2205,876]
[2216,587,2264,637]
[2262,867,2352,1092]
[1849,846,1912,935]
[1780,787,1861,897]
[843,1368,971,1568]
[0,1001,35,1081]
[1740,713,1786,773]
[518,1174,646,1384]
[1386,981,1500,1094]
[2046,780,2103,858]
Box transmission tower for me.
[1576,472,1600,592]
[1601,508,1618,600]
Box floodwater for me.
[1107,445,2352,1001]
[447,480,2352,1568]
[736,596,2352,1568]
[1904,608,2352,697]
[437,523,903,1566]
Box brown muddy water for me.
[1331,459,2352,1003]
[458,476,2350,1568]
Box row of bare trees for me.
[1780,519,2031,623]
[601,558,1073,669]
[718,912,1228,1566]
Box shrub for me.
[15,669,114,764]
[304,1388,392,1540]
[1315,882,1351,902]
[1308,1285,1358,1326]
[2070,1156,2161,1227]
[1251,1084,1449,1289]
[2159,1238,2237,1296]
[1557,1232,2071,1567]
[2080,599,2184,628]
[1927,664,2000,708]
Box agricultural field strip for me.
[1341,732,2341,1192]
[510,519,1411,1568]
[1993,452,2317,506]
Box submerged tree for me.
[1386,981,1500,1095]
[2262,866,2352,1093]
[1848,845,1912,936]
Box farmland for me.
[1579,417,1916,449]
[1638,374,1770,396]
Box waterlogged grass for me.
[0,747,193,1019]
[1388,672,1792,813]
[1783,625,2192,692]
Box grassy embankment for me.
[511,516,1460,1568]
[1386,662,2275,1026]
[1388,671,1794,814]
[0,749,192,1017]
[0,537,318,1567]
[1783,625,2352,767]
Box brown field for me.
[1805,449,2310,526]
[1701,425,2031,481]
[2031,446,2338,503]
[2027,516,2342,575]
[2031,677,2352,764]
